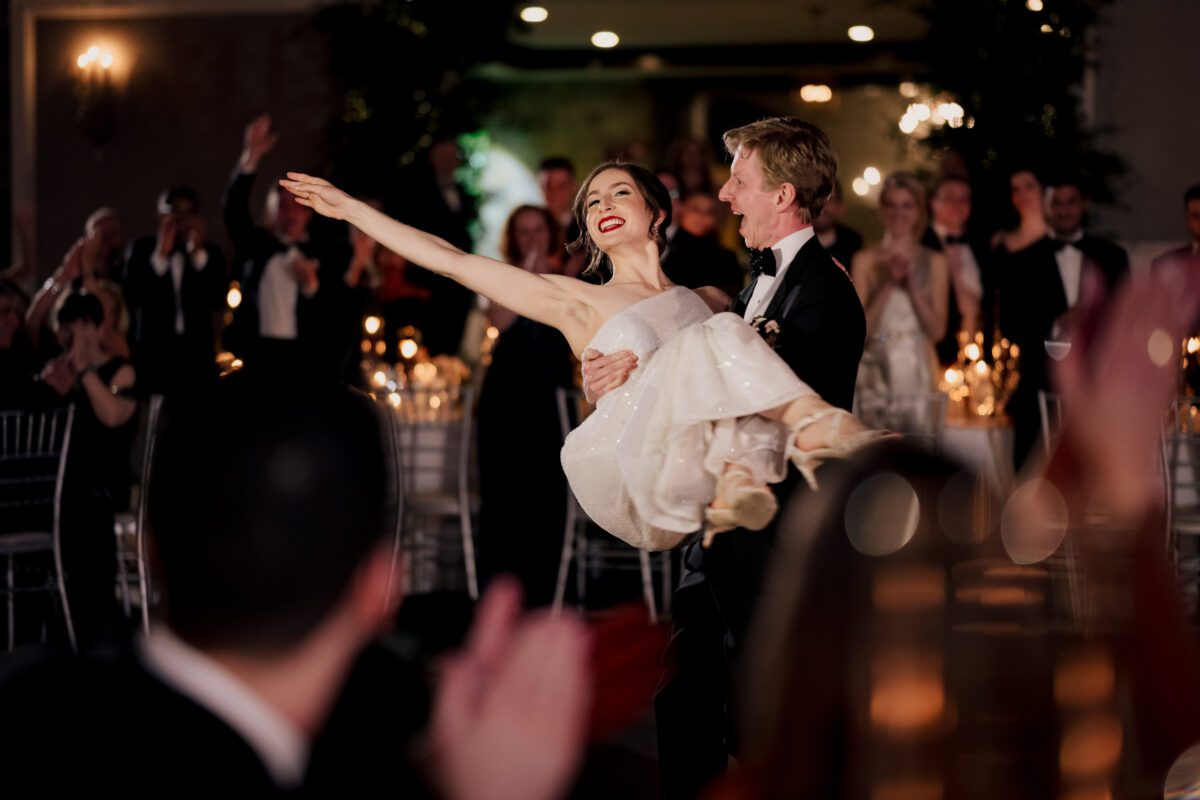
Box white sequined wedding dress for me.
[560,287,814,551]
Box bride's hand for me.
[279,173,354,221]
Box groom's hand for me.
[581,348,637,404]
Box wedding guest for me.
[26,208,125,355]
[0,373,593,797]
[122,186,227,397]
[40,289,138,646]
[222,114,352,377]
[1151,183,1200,269]
[666,137,717,195]
[477,205,575,605]
[662,189,744,297]
[0,280,36,409]
[923,175,988,365]
[397,137,476,355]
[723,267,1200,800]
[541,157,587,277]
[852,172,948,398]
[90,278,132,361]
[1000,175,1129,471]
[813,181,863,271]
[993,167,1047,255]
[1152,184,1200,387]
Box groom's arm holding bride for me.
[581,285,732,403]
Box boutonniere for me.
[749,316,782,349]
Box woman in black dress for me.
[476,206,575,606]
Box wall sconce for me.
[75,44,118,146]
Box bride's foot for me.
[784,404,897,490]
[703,465,777,546]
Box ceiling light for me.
[848,25,875,42]
[520,6,549,23]
[591,31,619,48]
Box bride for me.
[282,163,884,550]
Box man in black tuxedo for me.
[922,175,989,366]
[1000,176,1129,470]
[661,189,744,297]
[813,180,863,272]
[122,186,227,397]
[584,117,866,798]
[222,114,353,379]
[0,371,593,796]
[397,137,478,356]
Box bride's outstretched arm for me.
[280,173,592,338]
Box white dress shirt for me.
[259,245,308,339]
[742,226,817,321]
[140,629,310,788]
[151,246,210,335]
[1052,229,1085,309]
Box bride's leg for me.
[759,396,891,489]
[758,395,871,449]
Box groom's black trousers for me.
[654,468,807,799]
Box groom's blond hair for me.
[723,118,838,224]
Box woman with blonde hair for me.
[851,172,948,399]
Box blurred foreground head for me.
[148,372,389,654]
[734,441,1200,800]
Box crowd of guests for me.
[1,104,1200,799]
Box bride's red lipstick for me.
[598,215,626,233]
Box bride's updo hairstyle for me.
[568,162,673,278]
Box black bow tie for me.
[943,234,969,245]
[1049,234,1084,253]
[749,248,776,278]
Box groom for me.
[583,117,865,798]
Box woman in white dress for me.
[852,172,948,399]
[282,163,885,551]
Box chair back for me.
[0,406,75,538]
[1038,390,1065,460]
[134,395,165,633]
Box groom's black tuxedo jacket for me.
[729,235,865,413]
[700,234,866,636]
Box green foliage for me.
[317,0,516,197]
[909,0,1124,220]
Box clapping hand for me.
[886,252,913,286]
[1054,266,1200,517]
[428,578,592,800]
[39,356,77,396]
[186,217,207,254]
[279,173,355,222]
[289,255,320,294]
[156,214,178,259]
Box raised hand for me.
[58,239,85,283]
[186,217,207,254]
[1054,266,1200,517]
[240,113,279,172]
[279,173,355,221]
[156,214,178,258]
[428,578,592,800]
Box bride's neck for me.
[607,242,669,288]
